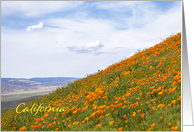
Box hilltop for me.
[1,33,181,131]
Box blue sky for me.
[1,1,181,78]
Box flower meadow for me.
[1,33,181,131]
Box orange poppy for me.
[118,127,123,131]
[152,106,156,111]
[151,123,155,128]
[140,114,145,118]
[172,126,177,131]
[132,112,136,117]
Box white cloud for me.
[68,40,104,54]
[26,22,44,32]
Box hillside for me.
[1,33,181,131]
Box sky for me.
[1,1,182,78]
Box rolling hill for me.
[1,33,181,131]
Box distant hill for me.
[1,77,80,94]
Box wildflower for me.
[106,113,109,116]
[48,124,52,127]
[172,126,177,131]
[68,124,71,128]
[132,112,136,117]
[109,121,114,125]
[137,109,141,113]
[168,123,172,126]
[158,91,163,95]
[53,122,56,125]
[134,102,139,106]
[123,114,126,118]
[130,104,134,108]
[90,112,96,117]
[171,100,176,105]
[122,105,126,109]
[177,96,181,101]
[55,128,59,131]
[140,114,145,118]
[147,128,151,131]
[19,127,27,131]
[117,103,123,107]
[99,116,103,120]
[85,117,89,121]
[160,116,163,120]
[150,99,155,103]
[98,124,101,128]
[125,120,128,123]
[151,123,155,128]
[118,127,123,131]
[152,106,156,111]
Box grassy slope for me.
[1,33,181,131]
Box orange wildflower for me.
[99,116,103,120]
[122,105,126,109]
[147,128,151,131]
[90,112,96,117]
[177,96,181,101]
[140,114,145,118]
[117,103,123,107]
[151,123,155,128]
[68,124,71,128]
[85,117,89,121]
[150,99,155,103]
[48,124,52,127]
[152,106,156,111]
[55,128,59,131]
[137,109,141,113]
[118,127,123,131]
[130,104,134,108]
[123,114,126,118]
[98,124,101,128]
[53,122,56,125]
[109,121,114,125]
[132,112,136,117]
[134,102,139,106]
[171,100,176,105]
[168,123,172,126]
[125,120,128,123]
[19,127,27,131]
[172,126,177,131]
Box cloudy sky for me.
[1,1,181,78]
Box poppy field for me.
[1,33,181,131]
